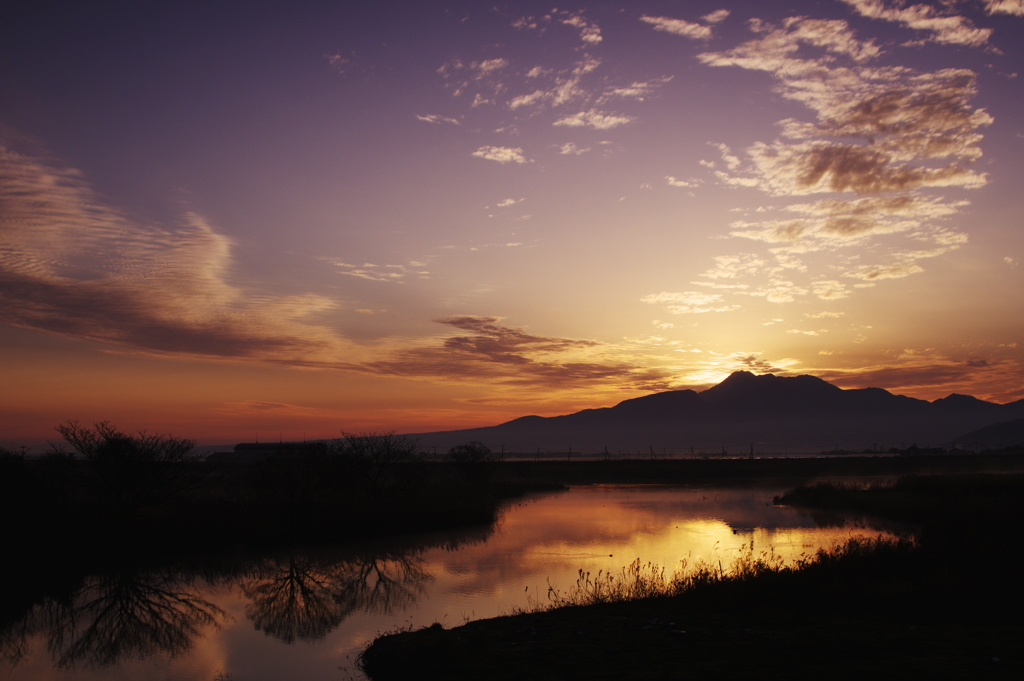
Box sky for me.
[2,0,1023,447]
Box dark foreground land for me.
[361,467,1024,681]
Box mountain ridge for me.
[406,371,1024,452]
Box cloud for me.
[640,15,714,40]
[666,176,700,188]
[703,9,731,24]
[700,254,768,280]
[360,316,673,391]
[730,196,968,247]
[845,261,925,280]
[735,353,787,374]
[699,17,882,67]
[738,140,987,196]
[675,13,992,309]
[599,77,673,102]
[984,0,1024,15]
[0,145,339,361]
[514,10,603,45]
[322,259,429,283]
[472,58,508,76]
[816,354,1024,402]
[505,57,602,111]
[553,109,635,130]
[496,198,520,207]
[640,291,740,314]
[558,142,590,155]
[416,114,460,125]
[839,0,993,47]
[743,280,809,303]
[325,53,350,73]
[472,146,529,164]
[710,143,741,171]
[560,10,602,44]
[811,280,850,300]
[698,39,992,195]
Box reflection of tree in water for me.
[242,552,431,643]
[36,570,226,668]
[0,617,30,667]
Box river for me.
[1,483,891,681]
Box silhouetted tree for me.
[335,432,421,500]
[248,442,347,525]
[55,421,205,517]
[447,441,503,479]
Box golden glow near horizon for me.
[1,1,1023,446]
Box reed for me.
[511,540,891,612]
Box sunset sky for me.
[2,0,1023,447]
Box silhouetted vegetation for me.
[55,420,209,518]
[447,440,503,479]
[0,425,553,635]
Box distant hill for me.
[407,371,1024,453]
[952,418,1024,449]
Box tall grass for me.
[517,537,906,612]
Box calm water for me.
[2,484,890,681]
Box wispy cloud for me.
[642,13,992,318]
[0,145,679,397]
[472,146,529,164]
[0,145,339,361]
[703,10,731,24]
[816,348,1024,402]
[322,259,429,283]
[640,15,715,40]
[434,15,667,159]
[559,10,602,44]
[558,142,590,155]
[513,9,603,45]
[360,316,673,391]
[983,0,1024,16]
[839,1,993,47]
[416,114,460,125]
[640,291,740,314]
[553,109,635,130]
[666,176,700,188]
[599,76,674,102]
[324,53,350,74]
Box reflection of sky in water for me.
[4,485,891,681]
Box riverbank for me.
[359,471,1024,680]
[491,449,1024,484]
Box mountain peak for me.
[933,393,996,409]
[700,371,840,405]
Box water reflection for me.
[15,570,225,669]
[1,484,897,681]
[241,552,431,643]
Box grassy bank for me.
[359,471,1024,680]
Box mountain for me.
[408,372,1024,453]
[952,418,1024,449]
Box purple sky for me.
[2,1,1023,446]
